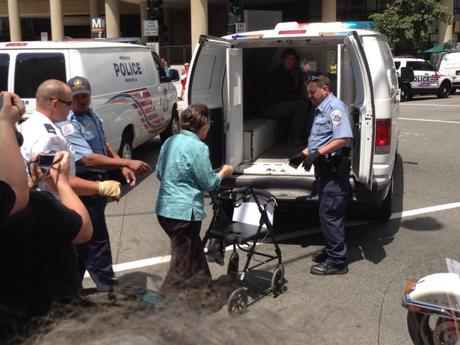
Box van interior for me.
[202,39,357,178]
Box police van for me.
[432,51,460,94]
[186,21,399,220]
[394,57,452,101]
[0,40,179,158]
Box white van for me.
[0,40,179,157]
[433,51,460,94]
[186,21,399,220]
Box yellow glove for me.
[98,180,121,201]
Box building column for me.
[50,0,64,41]
[322,0,336,22]
[191,0,208,53]
[105,0,120,38]
[140,1,148,43]
[7,0,21,41]
[89,0,99,21]
[439,0,454,43]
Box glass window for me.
[420,62,434,71]
[394,61,401,69]
[14,53,66,98]
[0,54,9,91]
[152,53,167,82]
[406,61,421,70]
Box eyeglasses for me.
[50,98,72,106]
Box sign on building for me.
[41,32,48,41]
[91,17,106,38]
[146,42,160,54]
[144,20,159,37]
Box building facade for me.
[0,0,459,63]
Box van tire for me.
[160,108,180,144]
[372,180,393,222]
[437,81,451,98]
[400,85,410,102]
[118,130,134,160]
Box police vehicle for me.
[0,41,179,158]
[186,21,399,221]
[394,57,452,101]
[432,50,460,94]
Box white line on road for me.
[399,117,460,124]
[400,103,460,107]
[85,201,460,277]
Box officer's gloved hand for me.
[302,151,320,171]
[98,180,121,201]
[289,152,307,168]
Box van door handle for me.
[163,88,167,95]
[226,122,230,132]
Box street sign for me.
[91,17,106,38]
[146,42,160,54]
[144,20,159,37]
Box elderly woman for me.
[155,103,233,296]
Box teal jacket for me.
[155,130,221,221]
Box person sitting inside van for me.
[261,48,310,145]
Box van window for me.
[152,53,167,82]
[406,61,422,70]
[0,54,9,91]
[15,53,66,98]
[394,61,401,70]
[420,62,434,71]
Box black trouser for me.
[77,196,115,290]
[157,215,212,296]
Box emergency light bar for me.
[231,34,264,40]
[276,21,375,35]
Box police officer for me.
[19,79,120,200]
[58,76,150,290]
[289,75,352,275]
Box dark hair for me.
[180,103,210,132]
[306,74,330,89]
[281,48,299,61]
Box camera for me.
[39,153,56,167]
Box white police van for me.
[394,57,452,101]
[433,51,460,94]
[0,40,179,157]
[186,21,399,220]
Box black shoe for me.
[310,261,348,275]
[207,251,225,266]
[312,250,328,264]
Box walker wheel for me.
[227,251,239,276]
[271,265,285,297]
[227,288,248,316]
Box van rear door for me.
[344,32,375,188]
[188,36,234,167]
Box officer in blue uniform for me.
[289,75,353,275]
[58,76,150,290]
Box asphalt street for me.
[97,92,460,344]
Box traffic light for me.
[148,0,163,24]
[230,0,241,18]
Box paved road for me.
[97,93,460,344]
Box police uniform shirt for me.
[18,111,76,194]
[57,108,107,175]
[308,93,353,154]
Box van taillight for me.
[375,119,391,154]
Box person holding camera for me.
[56,76,150,291]
[155,103,233,297]
[0,92,93,342]
[0,92,28,222]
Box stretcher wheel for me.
[271,265,285,297]
[227,251,239,276]
[227,287,248,316]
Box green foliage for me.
[370,0,452,54]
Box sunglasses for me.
[50,98,72,106]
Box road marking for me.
[85,201,460,277]
[400,103,460,107]
[400,117,460,125]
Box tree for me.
[370,0,452,55]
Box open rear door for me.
[225,48,243,166]
[344,32,375,188]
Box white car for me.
[394,57,452,101]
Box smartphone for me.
[39,153,56,167]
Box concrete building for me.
[1,0,459,63]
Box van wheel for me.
[118,131,133,160]
[160,108,180,144]
[437,81,451,98]
[400,85,410,102]
[372,179,393,222]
